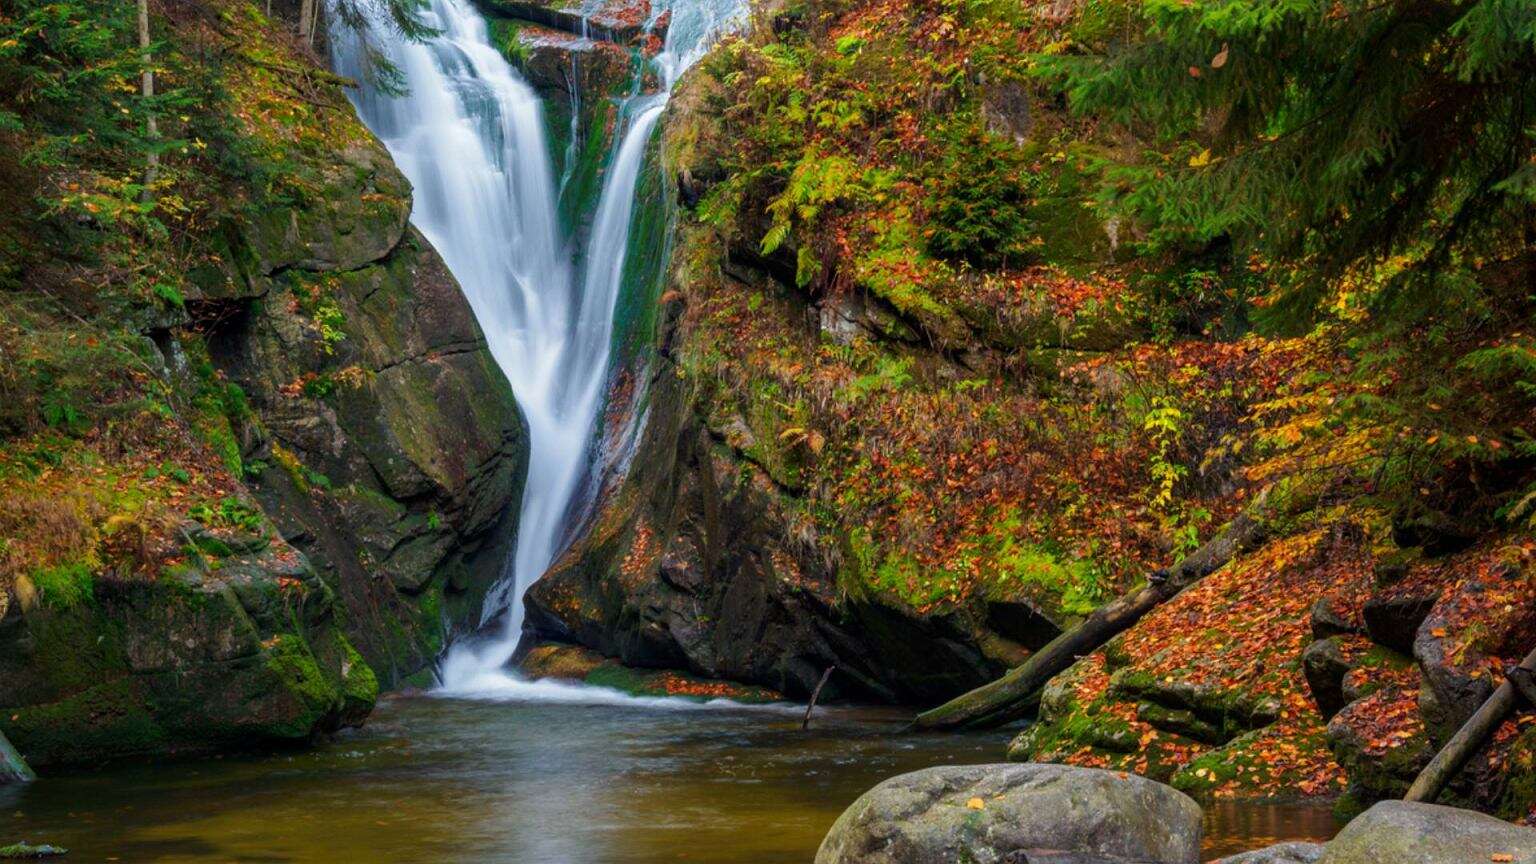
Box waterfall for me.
[331,0,746,696]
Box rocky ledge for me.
[477,0,666,47]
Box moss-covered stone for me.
[0,534,378,766]
[0,842,66,859]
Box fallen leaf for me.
[1211,43,1230,68]
[966,797,985,810]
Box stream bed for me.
[2,694,1340,862]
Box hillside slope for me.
[522,0,1536,819]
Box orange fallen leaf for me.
[966,797,985,810]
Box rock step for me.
[476,0,665,46]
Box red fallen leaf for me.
[1189,66,1202,78]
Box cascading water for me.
[331,0,746,697]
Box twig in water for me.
[802,666,835,730]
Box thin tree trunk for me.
[308,0,322,49]
[803,666,835,730]
[914,510,1266,731]
[137,0,158,202]
[298,0,314,44]
[1404,645,1536,803]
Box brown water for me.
[1,694,1339,862]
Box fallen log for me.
[913,509,1266,731]
[1404,644,1536,804]
[0,729,33,784]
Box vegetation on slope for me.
[0,0,526,764]
[656,0,1535,805]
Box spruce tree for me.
[1036,0,1536,320]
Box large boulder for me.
[814,763,1203,864]
[0,534,377,767]
[1317,800,1536,864]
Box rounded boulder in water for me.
[815,762,1202,864]
[1315,801,1536,864]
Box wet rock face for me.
[1316,801,1536,864]
[208,205,528,684]
[814,763,1203,864]
[170,115,525,689]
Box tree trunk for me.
[298,0,315,44]
[137,0,158,202]
[914,510,1266,731]
[1404,645,1536,803]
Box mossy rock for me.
[0,542,379,766]
[0,843,67,859]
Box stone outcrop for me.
[520,283,1044,702]
[815,763,1203,864]
[206,217,527,685]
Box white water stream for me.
[331,0,745,696]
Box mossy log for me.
[1404,644,1536,803]
[914,510,1266,731]
[0,730,34,784]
